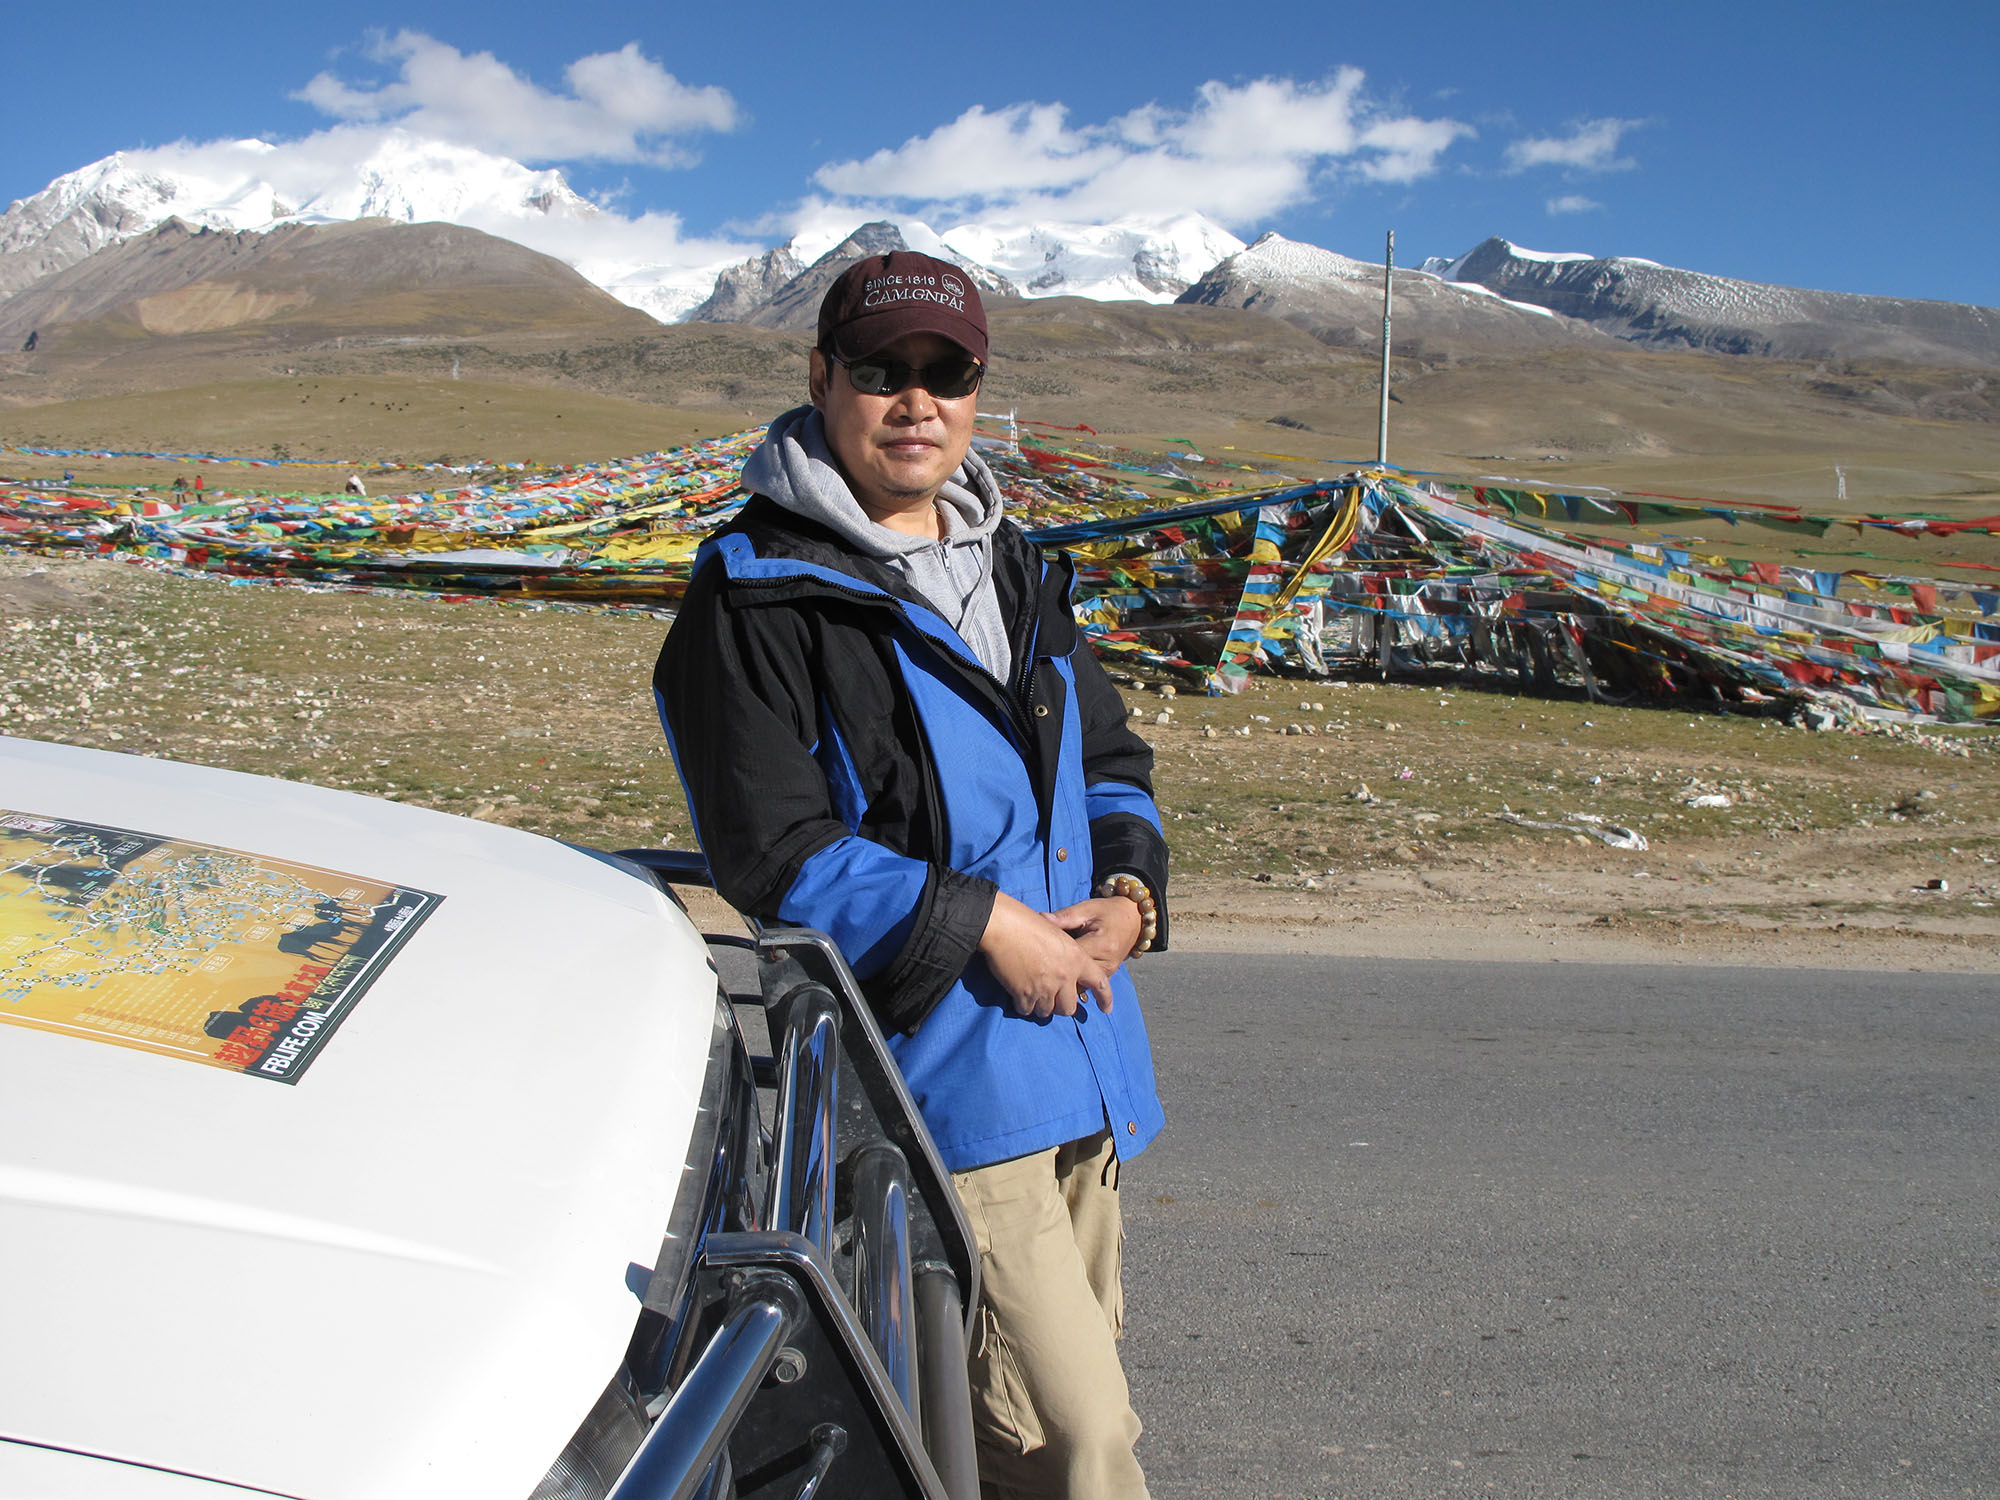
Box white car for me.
[0,735,978,1499]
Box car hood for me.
[0,736,717,1498]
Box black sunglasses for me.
[831,351,985,400]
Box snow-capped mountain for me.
[1178,231,1608,356]
[936,213,1245,303]
[0,135,605,304]
[684,212,1244,330]
[2,144,1242,327]
[14,140,1995,367]
[1428,237,2000,366]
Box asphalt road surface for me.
[1116,954,1997,1499]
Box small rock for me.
[1201,725,1217,739]
[1157,684,1177,699]
[1153,710,1172,725]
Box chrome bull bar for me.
[609,849,981,1500]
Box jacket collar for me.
[699,496,1076,685]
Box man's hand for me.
[1045,896,1142,972]
[979,892,1114,1019]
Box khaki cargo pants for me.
[950,1129,1150,1500]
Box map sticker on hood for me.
[0,811,442,1083]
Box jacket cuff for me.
[1090,811,1170,952]
[873,868,998,1033]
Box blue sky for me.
[6,0,1996,306]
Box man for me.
[655,250,1168,1499]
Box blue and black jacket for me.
[655,496,1168,1171]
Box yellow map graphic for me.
[0,810,439,1079]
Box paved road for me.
[1117,954,1997,1499]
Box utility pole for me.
[1376,229,1394,467]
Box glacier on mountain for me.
[937,214,1246,303]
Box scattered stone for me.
[1350,784,1375,803]
[1156,684,1177,699]
[1153,710,1172,726]
[1201,725,1217,739]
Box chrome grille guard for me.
[609,849,981,1500]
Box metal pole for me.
[851,1144,920,1430]
[915,1265,981,1500]
[608,1287,797,1500]
[1376,229,1394,467]
[768,984,838,1252]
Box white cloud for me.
[1546,193,1601,215]
[1504,118,1642,174]
[809,71,1472,228]
[295,31,737,167]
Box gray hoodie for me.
[741,404,1013,683]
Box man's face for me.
[810,331,979,525]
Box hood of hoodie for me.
[740,405,1004,559]
[739,405,1015,681]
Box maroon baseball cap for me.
[817,250,988,366]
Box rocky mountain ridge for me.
[1426,237,2000,367]
[3,146,1996,370]
[1177,232,1615,358]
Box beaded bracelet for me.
[1094,873,1158,957]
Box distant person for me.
[193,474,204,496]
[22,330,37,352]
[172,477,187,498]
